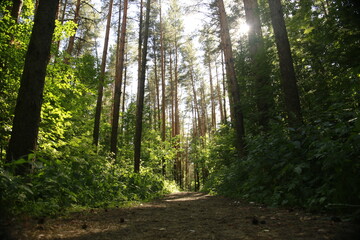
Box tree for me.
[243,0,273,130]
[134,0,151,173]
[6,0,59,175]
[216,0,246,155]
[268,0,302,126]
[93,0,114,146]
[10,0,23,23]
[110,0,128,157]
[65,0,81,58]
[159,0,166,175]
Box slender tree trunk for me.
[66,0,81,58]
[137,0,143,84]
[215,63,225,123]
[208,59,216,130]
[133,0,151,173]
[190,69,202,137]
[55,0,68,55]
[10,0,23,23]
[93,0,114,146]
[170,50,174,138]
[6,0,59,175]
[243,0,272,130]
[199,80,208,137]
[120,50,128,138]
[221,51,228,122]
[268,0,302,126]
[174,39,181,187]
[159,0,166,176]
[110,0,128,157]
[152,36,161,130]
[217,0,246,155]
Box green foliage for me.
[0,137,171,218]
[206,112,360,212]
[53,20,78,42]
[0,5,33,158]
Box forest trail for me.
[11,192,358,240]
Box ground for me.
[5,192,360,239]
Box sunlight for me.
[239,22,250,35]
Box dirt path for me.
[9,192,359,239]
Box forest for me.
[0,0,359,234]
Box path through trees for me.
[9,192,357,240]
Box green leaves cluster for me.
[205,111,360,212]
[0,136,171,218]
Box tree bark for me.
[10,0,23,23]
[243,0,272,130]
[152,36,161,130]
[66,0,81,58]
[216,0,246,155]
[221,51,228,122]
[268,0,302,126]
[110,0,128,157]
[215,63,225,123]
[133,0,151,173]
[137,0,144,83]
[6,0,59,175]
[159,0,166,176]
[208,58,216,130]
[93,0,114,146]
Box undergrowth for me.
[204,113,360,217]
[0,137,175,221]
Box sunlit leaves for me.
[53,20,78,41]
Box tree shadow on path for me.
[12,192,359,240]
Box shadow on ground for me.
[9,192,360,240]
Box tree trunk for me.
[133,0,151,173]
[10,0,23,23]
[190,69,202,137]
[137,0,143,86]
[215,63,225,123]
[174,39,181,187]
[216,0,246,155]
[93,0,114,146]
[268,0,302,126]
[66,0,81,58]
[110,0,128,157]
[243,0,272,130]
[55,0,68,55]
[159,0,166,176]
[208,58,216,130]
[152,36,161,131]
[6,0,59,175]
[221,51,228,122]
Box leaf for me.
[294,166,302,175]
[6,158,28,166]
[304,26,315,34]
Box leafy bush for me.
[206,112,360,213]
[0,136,172,219]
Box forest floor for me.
[5,192,360,240]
